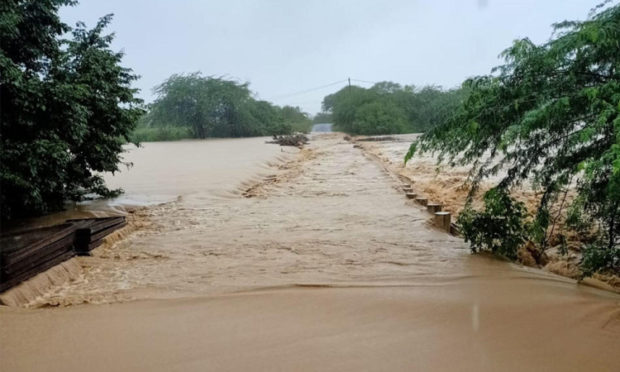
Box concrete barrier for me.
[427,203,442,213]
[434,212,451,232]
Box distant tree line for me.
[321,82,467,135]
[133,73,312,142]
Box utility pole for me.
[348,77,351,88]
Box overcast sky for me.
[60,0,603,114]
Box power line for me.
[279,99,324,105]
[351,78,377,85]
[267,77,378,101]
[270,79,348,99]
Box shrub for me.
[458,188,528,260]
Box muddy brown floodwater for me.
[1,134,619,371]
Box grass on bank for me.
[129,126,193,142]
[129,122,313,143]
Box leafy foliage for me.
[281,105,313,133]
[458,188,529,259]
[406,3,620,275]
[581,243,620,277]
[322,82,466,135]
[0,1,143,220]
[141,73,311,139]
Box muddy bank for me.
[1,133,619,371]
[357,134,618,287]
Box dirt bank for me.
[357,134,618,287]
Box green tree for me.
[0,1,143,220]
[406,3,620,275]
[322,82,464,135]
[247,100,288,135]
[280,105,312,133]
[353,100,406,135]
[145,73,300,138]
[322,86,377,134]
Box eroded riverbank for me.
[1,134,619,371]
[358,134,620,287]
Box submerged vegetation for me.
[0,0,143,220]
[135,73,312,141]
[322,83,467,135]
[406,3,620,276]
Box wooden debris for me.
[266,133,309,148]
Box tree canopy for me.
[405,3,620,275]
[139,73,312,139]
[322,82,466,135]
[0,0,143,220]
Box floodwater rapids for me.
[1,134,619,371]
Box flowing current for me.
[1,134,618,371]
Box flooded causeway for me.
[1,134,618,371]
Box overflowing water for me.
[1,133,618,371]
